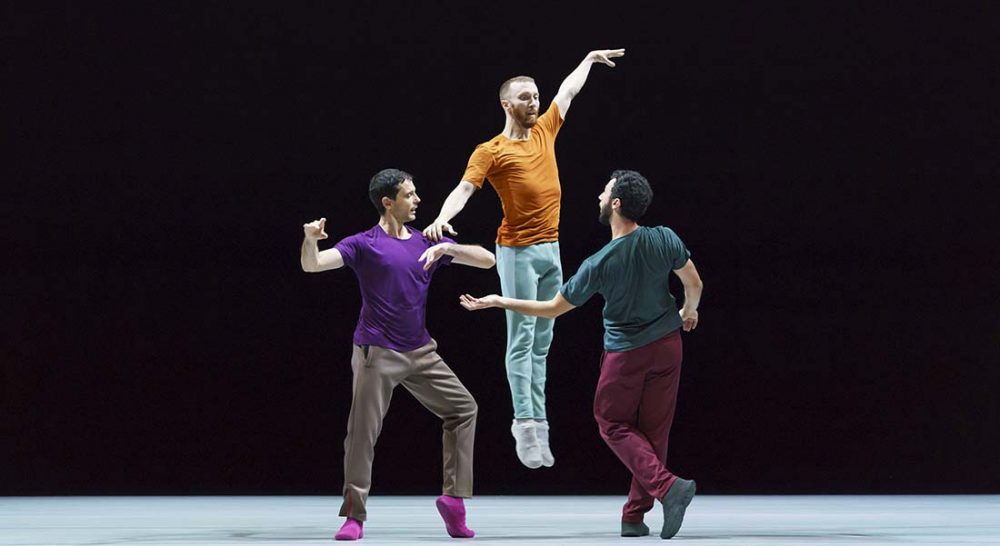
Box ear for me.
[382,195,394,210]
[611,197,622,211]
[500,98,511,112]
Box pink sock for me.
[435,495,475,538]
[334,518,363,540]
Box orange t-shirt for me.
[461,102,564,247]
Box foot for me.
[334,518,364,540]
[621,521,650,537]
[510,420,543,469]
[660,478,696,539]
[534,420,555,467]
[435,495,475,538]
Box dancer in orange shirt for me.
[424,48,625,468]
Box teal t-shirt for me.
[560,226,691,351]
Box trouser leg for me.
[530,242,562,420]
[339,344,407,521]
[399,339,478,498]
[496,244,539,419]
[622,331,684,522]
[592,333,682,523]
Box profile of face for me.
[502,81,541,128]
[384,179,420,223]
[598,178,616,225]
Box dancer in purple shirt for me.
[301,168,496,541]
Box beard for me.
[517,111,538,128]
[598,202,612,225]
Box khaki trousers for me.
[339,339,477,521]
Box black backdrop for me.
[4,3,998,495]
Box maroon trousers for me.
[593,329,683,523]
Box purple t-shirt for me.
[335,225,455,352]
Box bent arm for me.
[673,259,703,310]
[447,243,496,269]
[301,237,345,272]
[553,48,625,118]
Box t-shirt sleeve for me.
[559,257,600,307]
[535,101,564,139]
[334,234,362,270]
[660,227,691,270]
[460,145,495,189]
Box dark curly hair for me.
[368,168,414,214]
[610,169,653,221]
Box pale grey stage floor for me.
[2,495,999,545]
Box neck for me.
[502,116,531,140]
[378,215,409,238]
[610,217,639,240]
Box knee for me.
[509,327,535,350]
[459,397,478,421]
[506,344,533,366]
[595,419,627,442]
[592,402,620,436]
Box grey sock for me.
[660,478,697,539]
[621,521,650,537]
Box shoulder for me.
[343,226,380,245]
[536,102,563,135]
[581,241,617,270]
[659,226,685,246]
[579,252,602,272]
[543,101,561,120]
[474,135,506,155]
[643,225,678,241]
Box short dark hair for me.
[499,76,535,99]
[368,168,413,214]
[610,169,653,222]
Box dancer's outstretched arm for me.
[459,293,576,320]
[552,48,625,119]
[423,181,477,241]
[419,243,496,270]
[300,217,345,272]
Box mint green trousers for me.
[496,242,562,420]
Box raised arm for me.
[552,48,625,119]
[422,181,477,242]
[459,292,576,320]
[673,259,703,331]
[419,242,495,270]
[300,218,345,272]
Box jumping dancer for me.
[423,48,626,469]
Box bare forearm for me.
[446,243,496,269]
[557,58,597,101]
[496,296,560,319]
[681,281,703,311]
[301,237,321,272]
[436,182,475,223]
